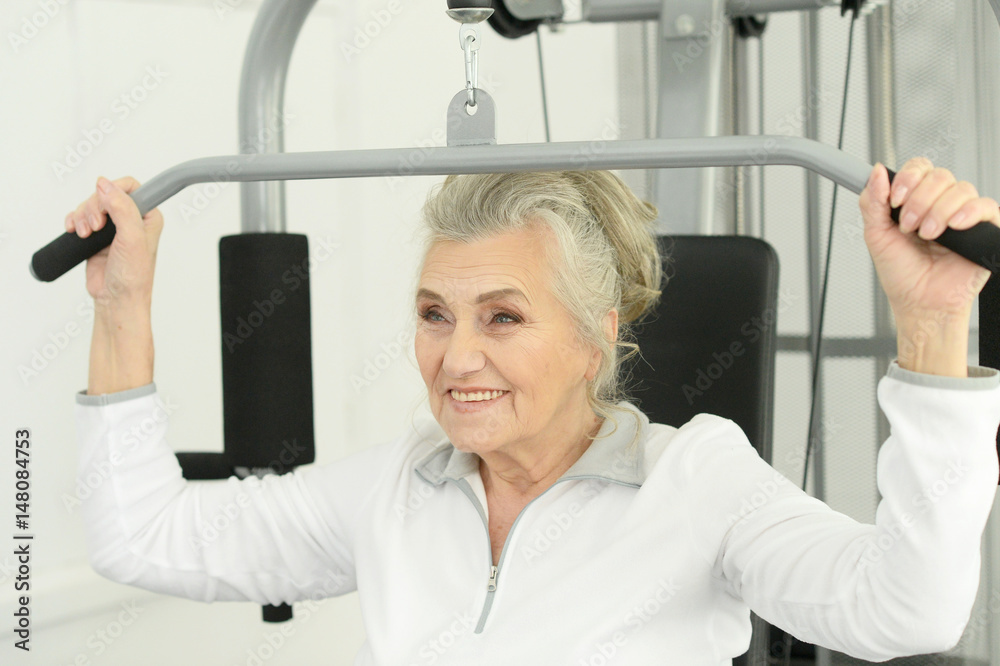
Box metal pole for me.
[864,3,897,503]
[801,12,829,666]
[801,9,826,504]
[237,0,319,233]
[583,0,838,22]
[651,0,728,235]
[733,30,749,236]
[732,30,764,238]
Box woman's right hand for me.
[65,176,164,312]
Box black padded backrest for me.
[621,235,779,463]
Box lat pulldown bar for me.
[29,134,1000,282]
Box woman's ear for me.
[604,308,619,344]
[585,309,618,382]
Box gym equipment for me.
[30,0,1000,660]
[27,139,1000,284]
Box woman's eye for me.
[418,308,519,325]
[419,308,444,322]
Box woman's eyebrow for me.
[415,287,528,305]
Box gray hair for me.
[414,170,666,450]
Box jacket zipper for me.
[441,473,639,633]
[445,476,571,634]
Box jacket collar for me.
[413,401,650,489]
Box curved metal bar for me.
[32,135,1000,282]
[129,135,871,216]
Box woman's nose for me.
[441,320,486,378]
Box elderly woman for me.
[69,160,1000,664]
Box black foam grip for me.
[30,215,117,282]
[219,234,315,470]
[885,168,1000,272]
[175,452,234,480]
[262,603,293,623]
[980,272,1000,486]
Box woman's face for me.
[414,224,604,457]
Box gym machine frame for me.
[28,1,1000,663]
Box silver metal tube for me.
[733,30,764,237]
[801,8,826,503]
[733,35,749,236]
[651,0,728,235]
[583,0,838,22]
[122,135,873,217]
[237,0,319,233]
[865,4,896,491]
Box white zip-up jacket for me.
[74,361,1000,665]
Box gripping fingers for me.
[71,202,94,239]
[66,175,141,239]
[947,196,1000,233]
[889,156,933,209]
[897,167,956,234]
[919,181,979,240]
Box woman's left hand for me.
[860,158,999,324]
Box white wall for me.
[0,1,618,663]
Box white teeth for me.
[451,389,505,402]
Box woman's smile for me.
[447,389,510,413]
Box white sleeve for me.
[74,385,402,606]
[679,362,1000,662]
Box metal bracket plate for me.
[447,88,497,146]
